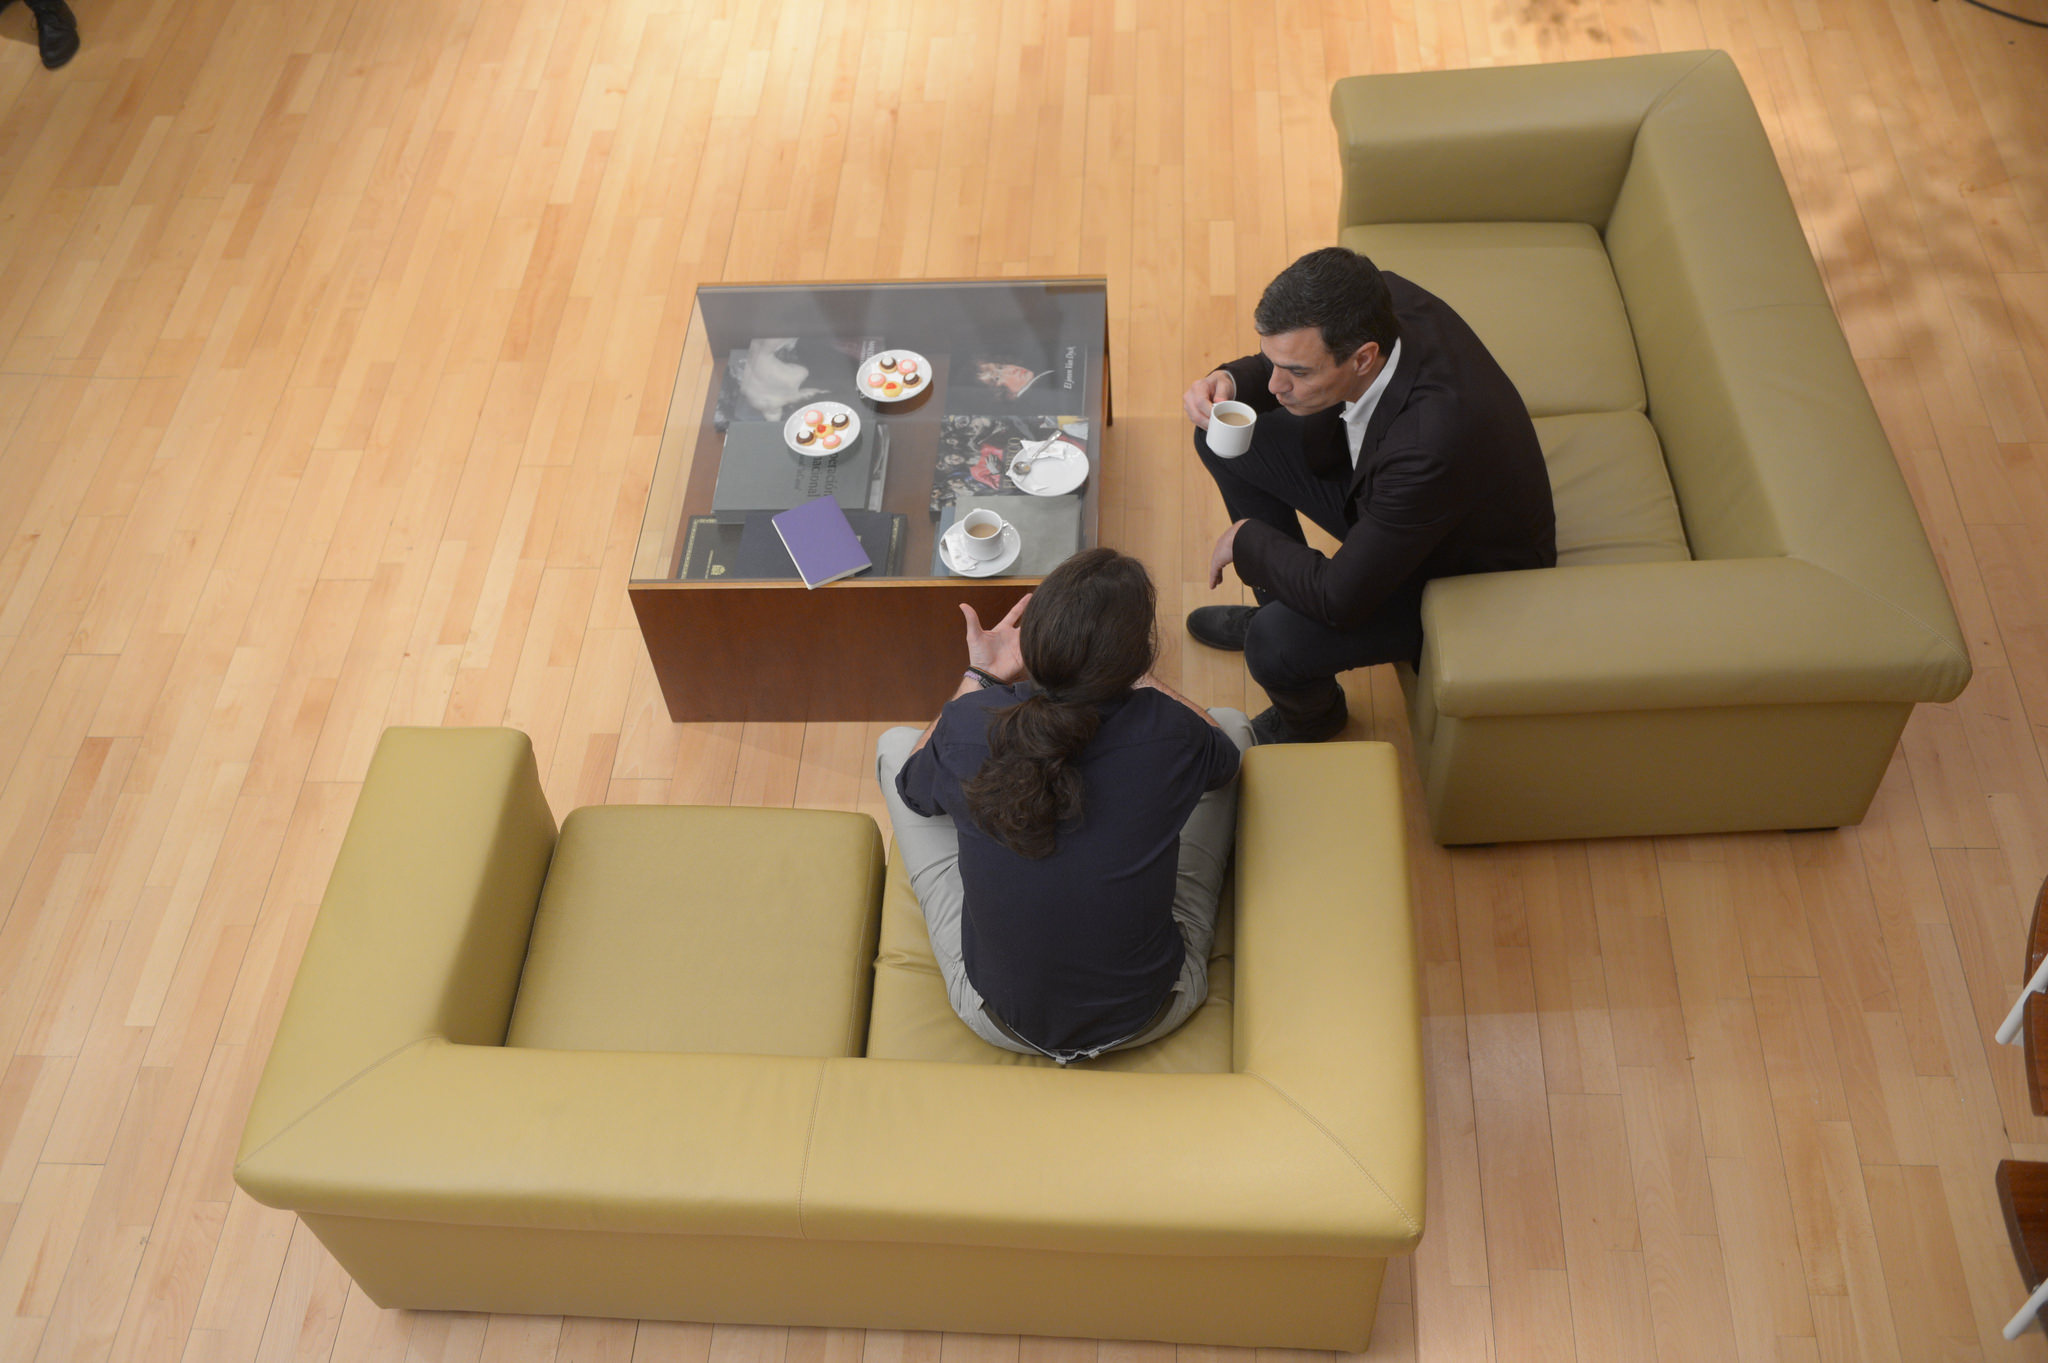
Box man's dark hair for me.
[1253,247,1400,360]
[962,548,1158,859]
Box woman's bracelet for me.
[965,667,1005,689]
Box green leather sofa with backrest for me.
[1330,50,1971,843]
[233,726,1425,1350]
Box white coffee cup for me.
[959,508,1009,561]
[1207,400,1257,458]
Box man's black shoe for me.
[1186,604,1257,652]
[1250,702,1348,746]
[15,0,78,67]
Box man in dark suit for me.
[1185,247,1555,744]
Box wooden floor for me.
[3,0,2048,1358]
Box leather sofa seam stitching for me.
[794,1062,828,1240]
[236,1036,433,1167]
[1790,556,1975,675]
[1249,1072,1420,1237]
[1636,50,1723,126]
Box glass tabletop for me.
[631,279,1108,585]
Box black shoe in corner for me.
[1186,604,1257,652]
[24,0,79,68]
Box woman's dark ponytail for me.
[962,549,1156,858]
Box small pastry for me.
[878,355,898,371]
[883,380,901,397]
[903,371,923,387]
[866,372,886,389]
[898,358,918,376]
[829,412,850,430]
[794,427,817,446]
[802,409,823,428]
[821,433,841,450]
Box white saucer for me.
[940,520,1023,577]
[1007,438,1089,496]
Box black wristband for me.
[965,667,1004,689]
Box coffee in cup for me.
[959,508,1010,561]
[1206,400,1257,458]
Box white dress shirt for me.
[1340,338,1402,470]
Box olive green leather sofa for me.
[1330,51,1972,843]
[234,726,1424,1350]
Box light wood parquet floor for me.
[4,0,2048,1359]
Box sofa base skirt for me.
[303,1213,1393,1350]
[1411,698,1912,844]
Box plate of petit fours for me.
[856,349,930,402]
[783,402,861,457]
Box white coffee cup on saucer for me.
[1206,400,1257,458]
[959,508,1010,561]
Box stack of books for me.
[681,507,906,583]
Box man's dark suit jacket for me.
[1219,272,1556,634]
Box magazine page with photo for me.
[947,335,1088,415]
[929,414,1088,517]
[712,335,882,428]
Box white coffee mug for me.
[1207,400,1257,458]
[959,508,1009,561]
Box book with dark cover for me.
[948,335,1088,415]
[931,494,1083,578]
[713,421,887,525]
[680,512,906,580]
[773,496,871,588]
[929,415,1082,517]
[711,336,881,429]
[678,516,745,579]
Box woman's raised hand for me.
[961,594,1031,683]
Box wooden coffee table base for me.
[630,578,1035,723]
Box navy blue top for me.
[897,684,1241,1053]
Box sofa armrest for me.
[1419,559,1973,719]
[1330,51,1716,231]
[237,727,557,1159]
[1232,742,1424,1247]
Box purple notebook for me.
[772,495,873,588]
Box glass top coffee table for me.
[630,278,1110,722]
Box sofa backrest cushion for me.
[1340,221,1646,419]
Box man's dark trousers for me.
[1196,414,1422,732]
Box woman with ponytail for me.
[875,548,1253,1064]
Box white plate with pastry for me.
[783,402,861,457]
[856,350,931,403]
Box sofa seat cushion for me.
[1339,221,1645,418]
[1536,411,1691,567]
[505,805,884,1058]
[865,853,1236,1072]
